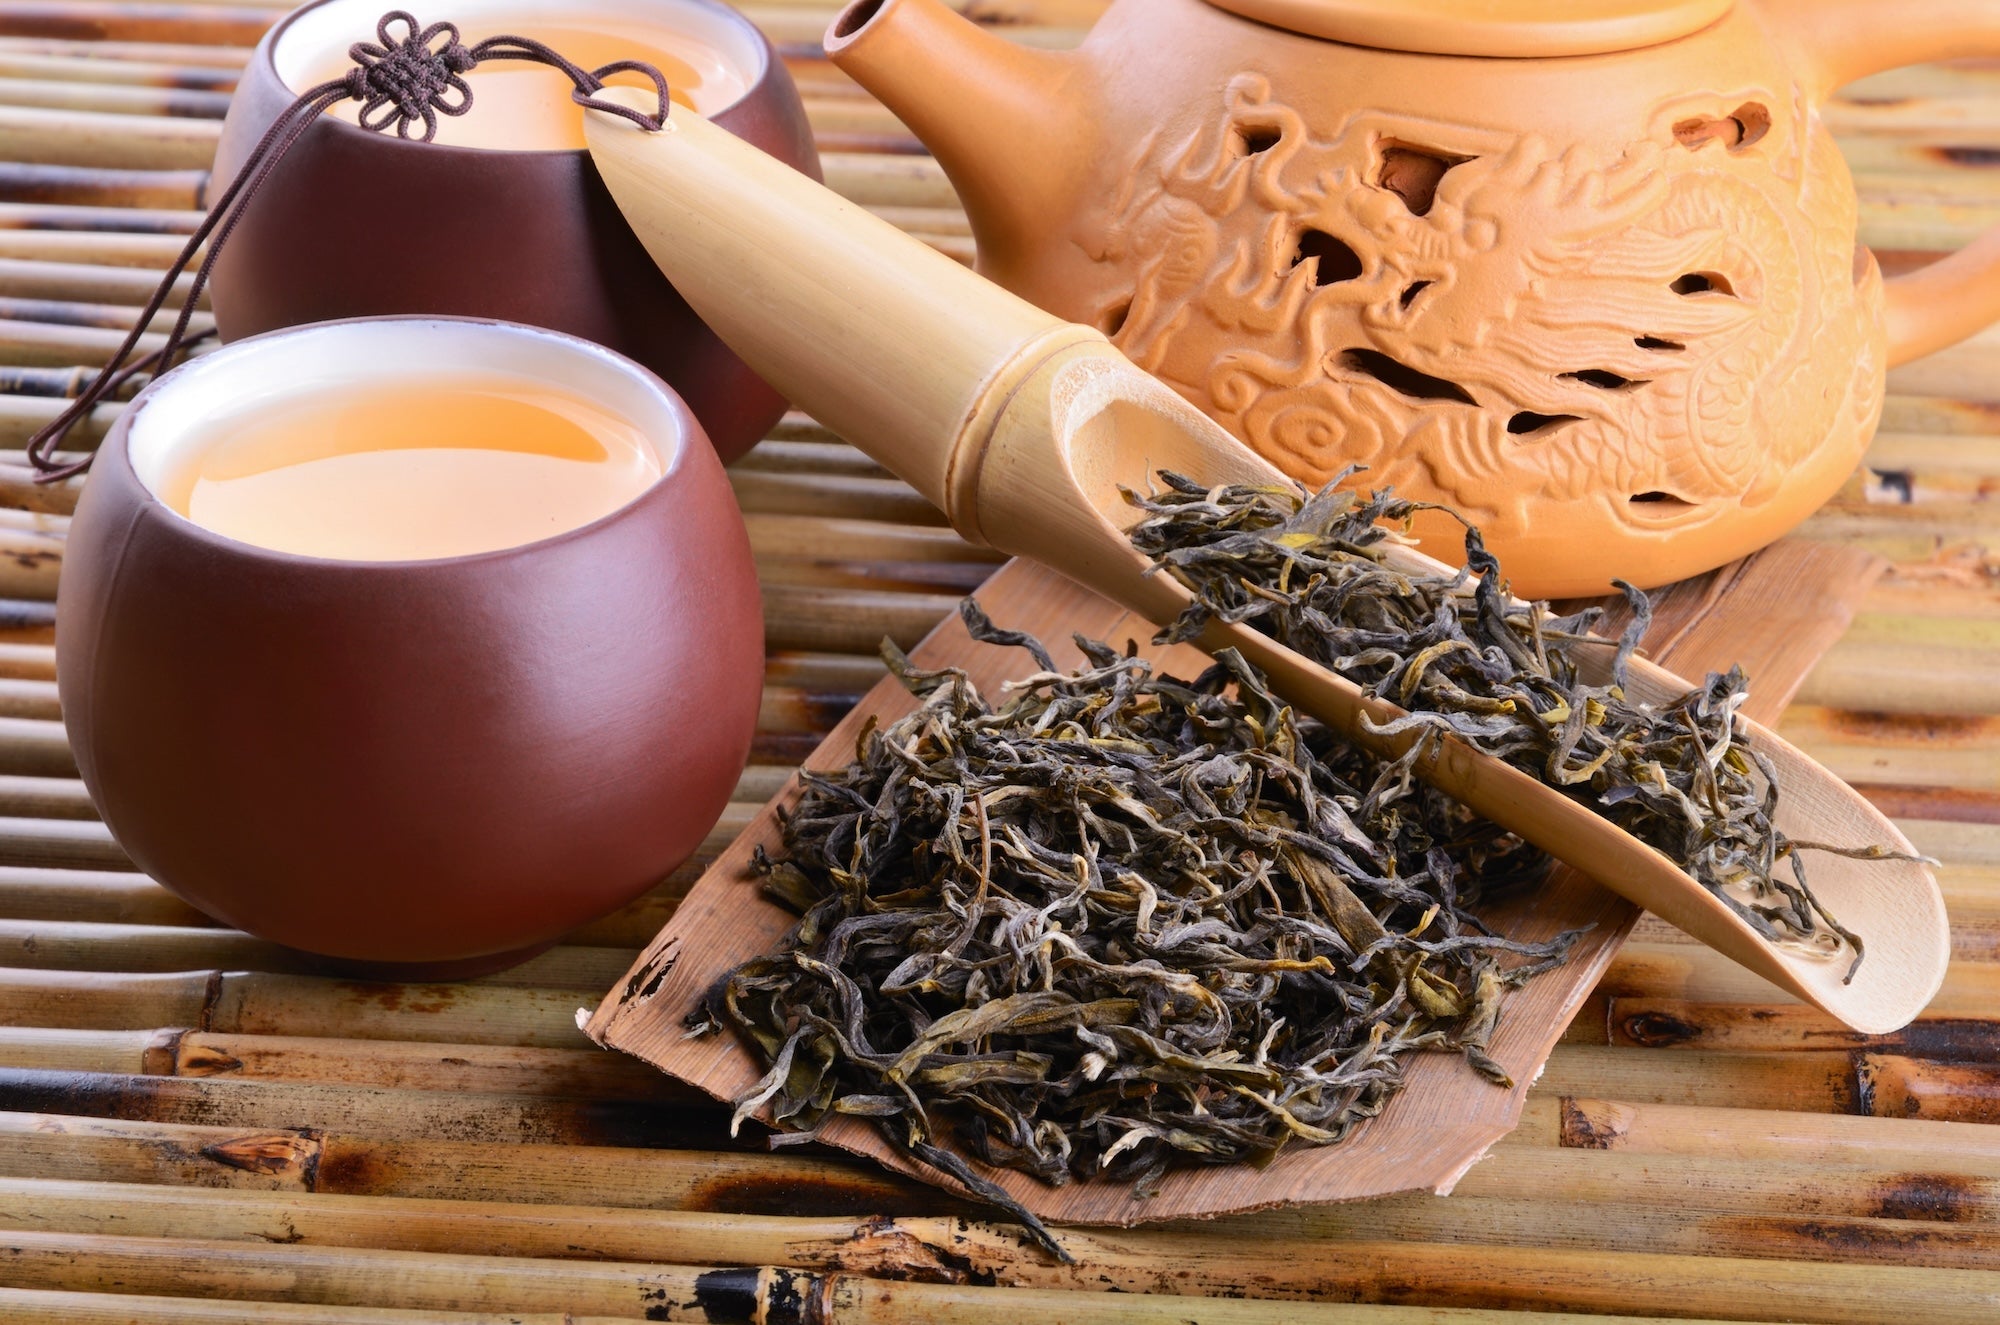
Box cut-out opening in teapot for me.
[829,0,2000,596]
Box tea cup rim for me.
[109,314,707,573]
[261,0,777,160]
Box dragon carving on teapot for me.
[1082,72,1881,560]
[828,0,2000,595]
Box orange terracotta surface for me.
[828,0,2000,597]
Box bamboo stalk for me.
[0,1210,1993,1322]
[0,1111,321,1191]
[1889,325,2000,403]
[0,255,201,305]
[0,527,60,600]
[0,967,599,1046]
[1446,1144,2000,1222]
[763,650,889,695]
[8,1100,2000,1277]
[1535,1045,1867,1113]
[736,438,892,478]
[0,1027,692,1103]
[0,868,207,924]
[0,36,253,66]
[0,162,205,209]
[1602,942,2000,1016]
[733,763,792,805]
[768,410,844,442]
[0,680,57,720]
[1604,997,2000,1059]
[0,718,72,776]
[0,296,210,337]
[756,554,996,596]
[0,50,239,90]
[0,1068,732,1149]
[0,1110,957,1217]
[761,582,961,653]
[0,1279,1737,1325]
[0,229,194,267]
[0,5,282,47]
[0,918,640,993]
[1775,707,2000,794]
[0,396,114,447]
[0,362,97,396]
[0,772,88,816]
[1881,394,2000,435]
[864,201,972,236]
[0,200,203,234]
[730,467,944,525]
[0,103,221,171]
[0,1288,1776,1325]
[1550,1097,2000,1169]
[759,682,856,735]
[8,1092,1996,1264]
[0,74,230,118]
[1223,1193,2000,1275]
[0,642,54,679]
[0,1290,634,1325]
[743,512,999,564]
[0,464,83,514]
[819,151,957,210]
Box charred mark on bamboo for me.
[1850,1056,1879,1117]
[1936,146,2000,167]
[835,1216,1003,1286]
[1557,1098,1632,1150]
[328,980,464,1016]
[682,1169,959,1219]
[689,1267,820,1325]
[175,1042,245,1077]
[1618,1009,1703,1048]
[1743,1216,1993,1260]
[1870,468,1915,503]
[1876,1018,2000,1063]
[198,1129,321,1179]
[1871,1173,1980,1222]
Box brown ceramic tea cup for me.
[57,317,764,978]
[209,0,820,465]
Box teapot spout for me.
[827,0,1084,283]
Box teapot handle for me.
[1771,0,2000,364]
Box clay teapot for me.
[828,0,2000,595]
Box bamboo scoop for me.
[584,94,1947,1035]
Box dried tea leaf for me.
[1126,468,1897,980]
[695,602,1574,1250]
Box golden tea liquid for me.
[307,25,747,150]
[160,376,663,561]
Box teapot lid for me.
[1201,0,1734,57]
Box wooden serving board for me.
[588,538,1884,1226]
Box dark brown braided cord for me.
[26,11,670,481]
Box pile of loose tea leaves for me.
[1126,469,1880,979]
[694,603,1577,1254]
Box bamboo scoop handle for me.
[583,93,1105,526]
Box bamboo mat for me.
[0,3,1994,1322]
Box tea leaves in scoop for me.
[1124,469,1886,978]
[693,603,1577,1253]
